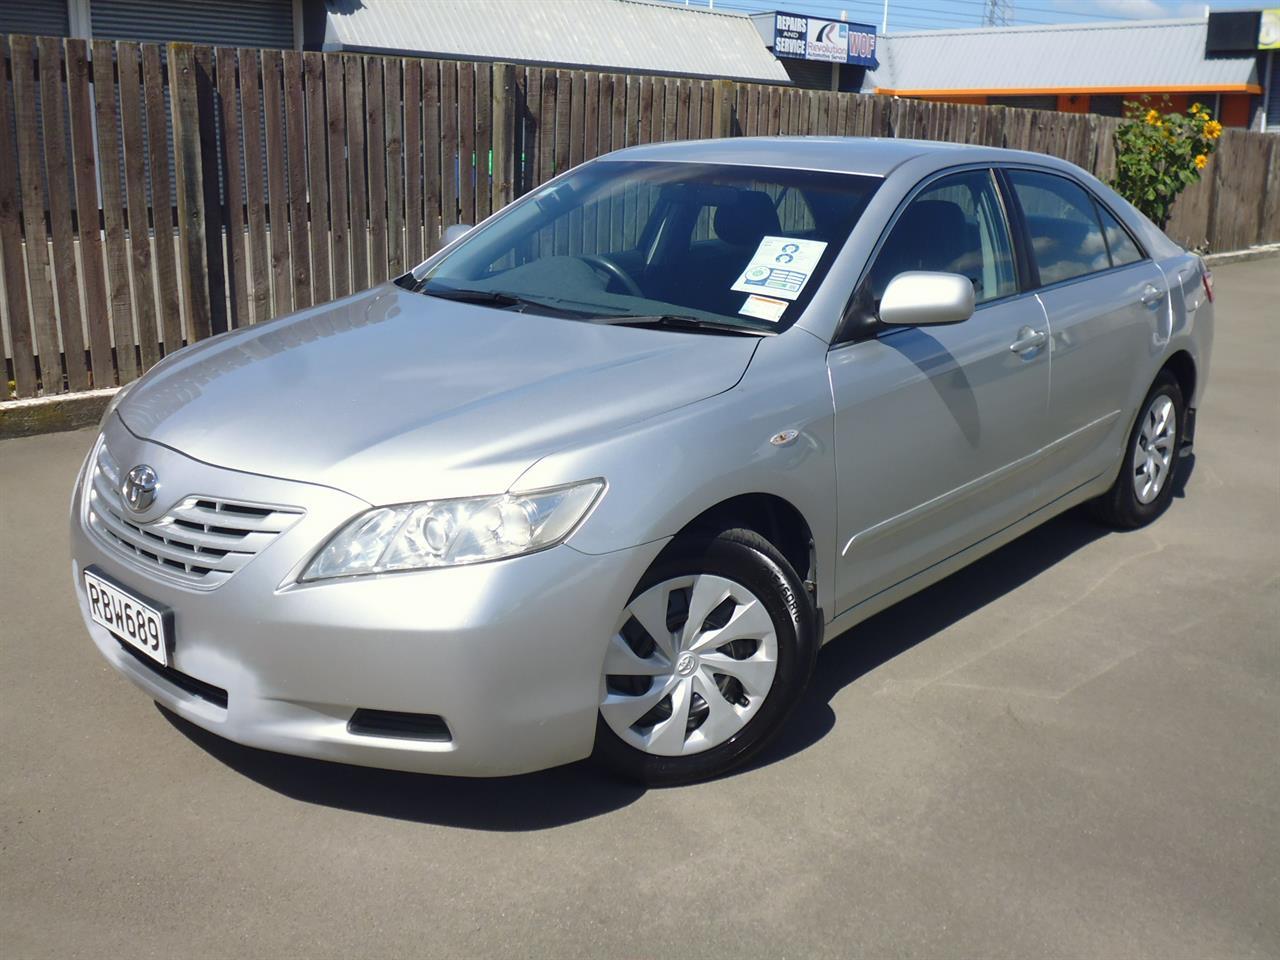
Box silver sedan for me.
[69,137,1214,784]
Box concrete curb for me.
[1204,244,1280,266]
[0,387,118,440]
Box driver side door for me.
[826,167,1056,615]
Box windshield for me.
[408,161,881,332]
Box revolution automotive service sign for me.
[773,11,878,68]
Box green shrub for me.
[1111,98,1222,228]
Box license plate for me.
[83,567,172,667]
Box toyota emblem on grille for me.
[122,464,159,514]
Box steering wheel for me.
[577,254,644,298]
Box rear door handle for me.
[1009,326,1047,354]
[1140,283,1165,307]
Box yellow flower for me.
[1145,108,1162,125]
[1198,112,1210,121]
[1190,102,1204,113]
[1194,154,1208,169]
[1204,120,1223,140]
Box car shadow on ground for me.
[163,461,1192,830]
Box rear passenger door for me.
[1002,168,1168,496]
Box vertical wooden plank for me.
[324,54,349,296]
[553,69,572,173]
[262,49,291,311]
[142,44,180,353]
[283,51,311,308]
[365,57,387,280]
[475,62,492,224]
[637,76,653,145]
[537,68,555,184]
[676,79,691,141]
[457,61,475,225]
[384,57,405,275]
[491,62,514,212]
[38,36,89,390]
[304,51,331,303]
[343,55,368,289]
[169,43,214,344]
[553,69,570,251]
[569,70,586,167]
[624,76,639,148]
[423,59,442,251]
[691,76,701,140]
[11,37,62,392]
[65,39,113,385]
[114,43,156,375]
[402,57,423,264]
[216,48,249,329]
[88,40,135,382]
[239,48,271,322]
[523,66,541,192]
[0,37,38,395]
[582,72,600,161]
[192,46,226,337]
[663,78,677,142]
[440,60,459,227]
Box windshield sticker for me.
[739,294,788,323]
[730,237,829,301]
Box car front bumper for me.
[70,421,664,777]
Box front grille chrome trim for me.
[85,441,304,589]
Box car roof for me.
[600,135,1071,179]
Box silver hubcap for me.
[1133,395,1176,504]
[599,574,779,757]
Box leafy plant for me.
[1111,97,1222,228]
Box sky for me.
[664,0,1261,34]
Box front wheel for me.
[1091,371,1185,529]
[593,529,818,786]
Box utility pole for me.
[982,0,1013,27]
[882,0,889,33]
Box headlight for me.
[301,479,605,581]
[99,381,135,428]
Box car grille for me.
[86,441,303,588]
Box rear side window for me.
[1006,170,1110,284]
[867,169,1017,305]
[1093,201,1144,267]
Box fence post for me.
[169,43,214,342]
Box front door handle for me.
[1140,283,1165,307]
[1009,326,1047,354]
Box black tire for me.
[1091,370,1185,529]
[593,528,818,786]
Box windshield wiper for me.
[587,314,768,336]
[416,285,602,317]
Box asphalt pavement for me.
[2,258,1277,959]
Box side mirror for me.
[442,223,474,246]
[878,271,975,327]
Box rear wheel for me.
[594,529,817,785]
[1092,371,1184,529]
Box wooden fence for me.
[2,34,1278,398]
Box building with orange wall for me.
[860,17,1270,129]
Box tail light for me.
[1200,259,1214,303]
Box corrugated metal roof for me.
[323,0,791,83]
[867,18,1260,94]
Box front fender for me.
[514,330,839,615]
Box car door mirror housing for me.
[878,271,975,327]
[442,223,474,246]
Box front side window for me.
[866,169,1017,306]
[412,161,880,332]
[1006,170,1112,285]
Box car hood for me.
[118,285,760,504]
